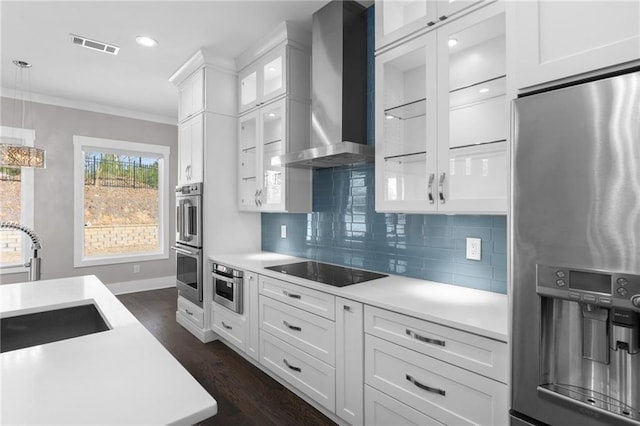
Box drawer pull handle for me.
[185,309,193,316]
[406,329,446,347]
[283,320,302,332]
[283,359,301,372]
[283,290,301,299]
[406,374,446,396]
[221,321,232,330]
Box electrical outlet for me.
[280,224,287,239]
[466,238,481,261]
[133,264,140,273]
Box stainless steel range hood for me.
[279,0,371,169]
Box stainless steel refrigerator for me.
[511,69,640,426]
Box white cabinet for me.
[509,0,640,91]
[246,271,260,361]
[258,275,337,413]
[178,113,204,185]
[375,1,508,213]
[336,298,364,426]
[178,69,204,122]
[211,303,246,351]
[363,306,508,426]
[177,296,204,328]
[238,98,311,212]
[375,0,486,51]
[239,45,288,113]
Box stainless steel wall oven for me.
[173,183,203,306]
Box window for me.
[73,136,170,267]
[0,126,35,274]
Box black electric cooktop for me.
[265,261,388,287]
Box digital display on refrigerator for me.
[569,270,611,294]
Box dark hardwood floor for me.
[117,287,337,426]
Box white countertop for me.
[0,275,217,425]
[210,252,509,342]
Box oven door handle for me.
[212,272,242,285]
[183,200,192,241]
[171,245,197,256]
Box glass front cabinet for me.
[238,98,311,213]
[375,1,508,214]
[238,45,288,114]
[375,0,486,51]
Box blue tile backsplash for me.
[262,165,508,294]
[261,5,507,295]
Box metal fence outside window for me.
[84,157,158,189]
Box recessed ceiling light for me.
[479,88,489,94]
[136,36,158,47]
[267,112,276,117]
[448,38,458,48]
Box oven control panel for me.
[537,264,640,311]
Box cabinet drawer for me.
[260,330,335,412]
[365,385,444,426]
[177,297,204,328]
[260,295,335,365]
[259,275,335,320]
[212,303,246,352]
[365,335,508,426]
[365,305,507,383]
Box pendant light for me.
[0,60,46,168]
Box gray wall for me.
[1,97,178,284]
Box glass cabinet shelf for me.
[450,75,506,108]
[449,138,506,151]
[384,98,426,120]
[384,151,427,161]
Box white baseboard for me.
[107,275,175,295]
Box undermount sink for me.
[1,303,111,353]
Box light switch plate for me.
[466,238,481,260]
[280,224,287,239]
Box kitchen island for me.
[0,275,216,425]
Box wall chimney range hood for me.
[279,0,372,169]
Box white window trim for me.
[0,126,35,275]
[73,135,170,268]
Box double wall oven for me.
[172,183,203,306]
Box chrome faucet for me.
[1,221,42,281]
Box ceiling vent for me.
[70,34,119,55]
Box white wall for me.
[0,97,178,285]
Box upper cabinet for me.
[171,50,238,185]
[236,23,311,115]
[375,0,486,51]
[239,45,288,113]
[376,1,507,214]
[509,0,640,91]
[178,69,205,122]
[236,22,312,213]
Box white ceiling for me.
[0,0,337,123]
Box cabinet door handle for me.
[185,309,193,316]
[343,305,351,312]
[427,21,436,26]
[406,374,446,396]
[438,172,446,204]
[283,320,302,332]
[439,15,448,21]
[406,329,446,347]
[221,321,232,330]
[283,290,301,299]
[283,359,302,372]
[427,173,435,204]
